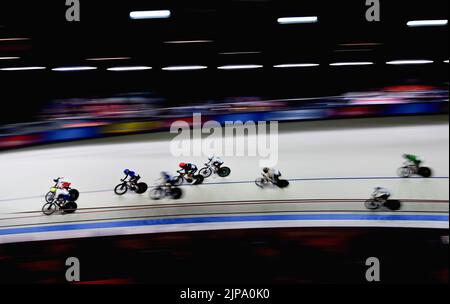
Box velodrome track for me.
[0,115,448,244]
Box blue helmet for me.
[124,169,130,175]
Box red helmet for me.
[179,162,186,168]
[62,182,71,188]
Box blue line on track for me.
[0,214,448,236]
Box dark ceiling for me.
[0,0,448,122]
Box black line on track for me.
[1,176,448,203]
[1,198,447,232]
[8,198,449,216]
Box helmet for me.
[375,187,383,190]
[179,162,186,168]
[263,167,270,173]
[124,169,130,175]
[62,182,71,188]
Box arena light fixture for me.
[107,66,153,71]
[338,43,382,47]
[0,57,20,60]
[0,38,30,42]
[164,40,213,44]
[0,66,46,71]
[274,63,320,68]
[52,66,98,72]
[386,60,434,65]
[218,64,263,70]
[329,62,374,66]
[407,20,448,27]
[277,16,318,24]
[87,57,131,61]
[130,10,171,20]
[162,65,208,71]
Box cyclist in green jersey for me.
[403,154,422,168]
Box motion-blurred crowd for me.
[0,85,448,150]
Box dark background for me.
[0,0,448,123]
[0,228,447,284]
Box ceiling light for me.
[52,66,97,72]
[107,66,153,71]
[338,43,382,47]
[386,60,434,65]
[162,65,208,71]
[130,10,171,20]
[329,62,374,66]
[0,38,30,42]
[407,20,448,27]
[277,16,318,24]
[164,40,213,44]
[218,65,263,70]
[0,66,46,71]
[274,63,320,68]
[86,57,131,61]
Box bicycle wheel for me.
[173,176,184,186]
[277,179,290,188]
[384,200,402,211]
[365,199,380,210]
[170,188,183,200]
[199,167,213,178]
[218,167,231,177]
[397,166,412,178]
[255,178,267,188]
[136,183,148,194]
[193,175,204,185]
[418,167,432,178]
[69,189,80,201]
[42,202,57,215]
[63,202,78,214]
[45,192,55,204]
[150,188,164,200]
[114,183,128,195]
